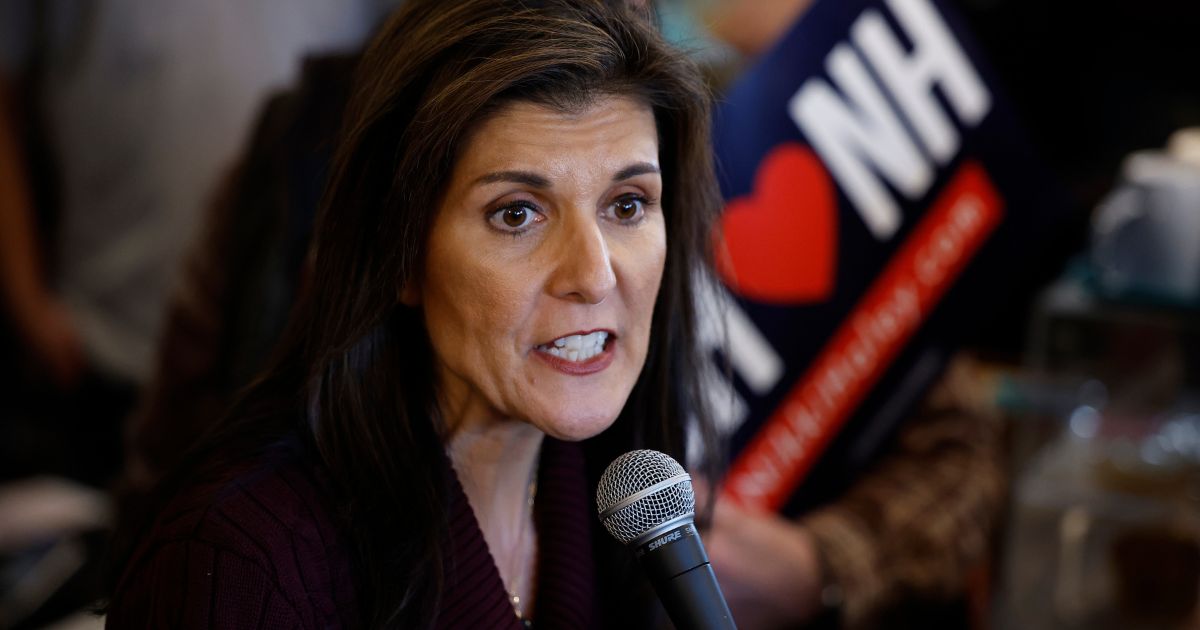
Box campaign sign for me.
[707,0,1062,515]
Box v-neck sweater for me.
[107,436,601,629]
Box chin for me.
[536,409,620,442]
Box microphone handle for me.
[635,521,737,630]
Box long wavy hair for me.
[131,0,723,626]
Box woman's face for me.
[413,95,666,441]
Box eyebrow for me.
[472,162,661,189]
[611,162,660,182]
[473,170,552,188]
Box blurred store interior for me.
[1,0,1199,628]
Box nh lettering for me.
[790,0,991,240]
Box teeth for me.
[538,331,609,362]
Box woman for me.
[106,0,723,627]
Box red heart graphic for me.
[715,143,837,304]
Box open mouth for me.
[535,330,612,363]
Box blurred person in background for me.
[677,1,1010,628]
[694,0,1200,625]
[119,52,361,497]
[0,1,391,627]
[0,0,392,485]
[704,356,1006,630]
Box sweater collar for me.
[439,436,599,629]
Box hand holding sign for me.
[694,477,826,629]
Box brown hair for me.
[176,1,722,626]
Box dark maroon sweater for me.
[107,437,602,629]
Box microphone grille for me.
[595,449,695,544]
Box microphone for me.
[595,450,736,630]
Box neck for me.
[446,415,545,536]
[444,403,544,616]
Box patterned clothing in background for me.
[801,364,1008,629]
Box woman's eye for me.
[610,196,646,222]
[489,203,543,232]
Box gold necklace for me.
[507,466,537,627]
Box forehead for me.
[452,95,660,181]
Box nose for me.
[546,213,617,304]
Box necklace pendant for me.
[511,593,532,627]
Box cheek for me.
[633,223,669,312]
[616,220,669,342]
[422,241,533,370]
